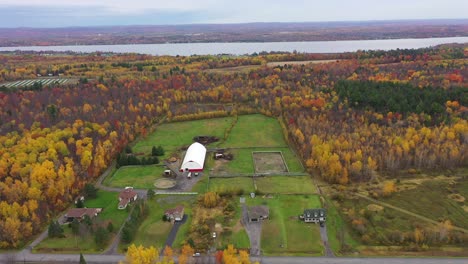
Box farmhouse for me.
[300,208,326,223]
[65,208,102,222]
[118,187,138,210]
[180,142,207,172]
[165,205,185,222]
[247,205,269,222]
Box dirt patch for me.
[215,223,223,232]
[167,156,178,163]
[367,204,384,212]
[232,220,243,233]
[213,150,234,160]
[154,178,177,189]
[448,193,466,203]
[211,159,230,174]
[253,151,288,173]
[463,205,468,213]
[193,135,219,145]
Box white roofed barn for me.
[180,142,206,172]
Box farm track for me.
[354,193,468,233]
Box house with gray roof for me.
[247,205,269,222]
[300,208,326,223]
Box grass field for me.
[380,179,468,229]
[34,228,99,253]
[246,195,323,255]
[222,114,287,148]
[105,165,166,188]
[218,202,250,249]
[133,116,234,157]
[255,176,316,194]
[335,179,468,251]
[130,195,195,250]
[266,60,340,67]
[204,65,261,74]
[325,198,360,255]
[209,177,255,194]
[211,148,303,175]
[36,190,128,253]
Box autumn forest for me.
[0,44,466,248]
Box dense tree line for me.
[335,80,467,117]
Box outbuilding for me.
[180,142,206,172]
[247,205,269,222]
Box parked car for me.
[194,172,199,177]
[212,232,217,238]
[193,252,201,257]
[187,172,192,179]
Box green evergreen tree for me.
[48,221,64,238]
[84,184,98,198]
[71,218,80,235]
[94,227,110,249]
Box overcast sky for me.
[0,0,467,27]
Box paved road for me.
[4,253,467,264]
[256,257,468,264]
[319,224,335,257]
[2,251,124,264]
[241,205,262,256]
[163,215,188,251]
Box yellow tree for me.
[203,192,219,208]
[124,244,158,264]
[382,181,396,197]
[179,244,195,264]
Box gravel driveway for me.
[241,205,262,256]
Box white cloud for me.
[1,0,467,24]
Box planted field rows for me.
[2,78,75,88]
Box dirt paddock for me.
[252,151,288,173]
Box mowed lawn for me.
[105,165,166,189]
[131,195,195,250]
[36,190,128,253]
[209,177,255,194]
[223,114,288,148]
[255,176,317,194]
[133,117,234,157]
[247,195,323,255]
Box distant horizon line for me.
[1,18,467,29]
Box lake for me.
[0,37,467,56]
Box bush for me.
[107,222,114,233]
[84,184,98,199]
[94,227,110,249]
[48,221,64,238]
[70,219,80,235]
